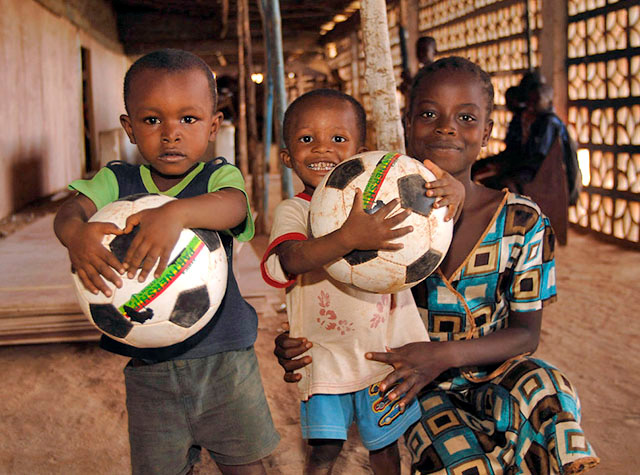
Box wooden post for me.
[541,0,568,123]
[400,0,419,78]
[241,0,265,233]
[350,31,360,101]
[258,0,274,225]
[267,0,294,199]
[236,0,249,178]
[360,0,405,153]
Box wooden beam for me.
[541,0,568,123]
[243,0,265,234]
[123,35,319,57]
[237,0,249,178]
[399,0,419,77]
[263,0,294,200]
[259,0,275,229]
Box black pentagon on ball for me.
[398,174,436,217]
[405,249,443,283]
[89,303,133,338]
[326,158,364,190]
[169,285,211,328]
[109,225,140,262]
[192,228,221,251]
[343,249,378,266]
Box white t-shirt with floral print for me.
[261,193,429,401]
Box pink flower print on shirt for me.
[370,294,390,329]
[316,290,354,335]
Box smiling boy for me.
[54,49,279,475]
[261,89,464,474]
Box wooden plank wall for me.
[0,0,130,220]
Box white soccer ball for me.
[309,151,453,293]
[72,194,228,348]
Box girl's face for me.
[405,69,493,181]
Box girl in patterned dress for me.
[276,57,599,474]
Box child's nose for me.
[435,119,457,135]
[312,141,332,152]
[161,123,181,143]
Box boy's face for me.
[281,98,366,195]
[406,69,493,181]
[120,68,222,177]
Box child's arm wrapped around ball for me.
[276,188,413,277]
[120,188,246,282]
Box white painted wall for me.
[0,0,130,219]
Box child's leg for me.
[124,359,202,475]
[188,348,279,470]
[354,383,421,474]
[369,441,400,475]
[300,394,354,474]
[306,439,344,474]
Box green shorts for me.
[124,347,280,475]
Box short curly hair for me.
[409,56,494,117]
[282,89,367,148]
[123,49,217,113]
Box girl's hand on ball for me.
[68,221,125,296]
[122,205,183,281]
[340,189,413,252]
[422,159,466,222]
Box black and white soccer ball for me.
[309,151,453,293]
[72,194,227,348]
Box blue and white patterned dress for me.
[406,192,599,474]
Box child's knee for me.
[368,441,400,475]
[307,439,344,465]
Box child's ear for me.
[208,112,224,142]
[280,149,293,169]
[120,115,136,144]
[481,119,494,147]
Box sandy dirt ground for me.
[0,219,638,473]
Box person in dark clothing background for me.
[472,73,580,206]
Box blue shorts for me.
[300,382,421,451]
[124,347,280,475]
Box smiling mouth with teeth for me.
[307,162,336,172]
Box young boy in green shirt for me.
[54,49,279,475]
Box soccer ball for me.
[72,194,228,348]
[309,151,453,293]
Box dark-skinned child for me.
[54,49,279,475]
[275,58,599,474]
[261,89,465,475]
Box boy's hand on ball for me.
[68,221,125,297]
[422,159,466,222]
[122,206,183,281]
[340,189,413,252]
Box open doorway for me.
[80,47,95,174]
